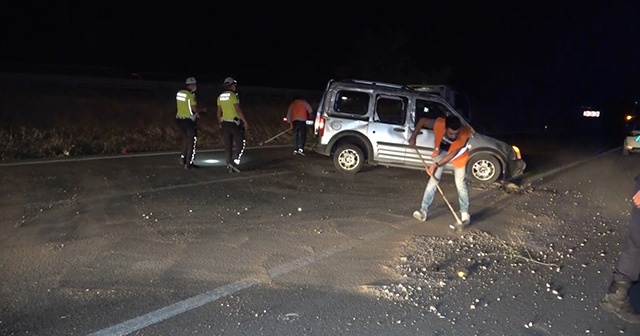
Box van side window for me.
[334,91,370,115]
[414,99,449,128]
[375,96,407,125]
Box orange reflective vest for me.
[432,117,473,168]
[287,99,312,122]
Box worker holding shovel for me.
[408,115,473,228]
[286,96,314,156]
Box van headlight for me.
[511,146,522,160]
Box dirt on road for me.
[1,140,639,335]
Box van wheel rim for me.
[472,159,495,181]
[338,149,359,170]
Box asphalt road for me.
[1,134,638,335]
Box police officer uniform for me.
[176,77,199,169]
[217,77,245,172]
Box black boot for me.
[601,281,640,324]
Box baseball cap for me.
[185,77,197,84]
[223,77,237,86]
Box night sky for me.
[1,1,639,117]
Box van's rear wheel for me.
[333,144,364,174]
[467,153,501,185]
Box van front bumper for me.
[506,159,527,180]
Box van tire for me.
[467,153,501,185]
[333,144,364,174]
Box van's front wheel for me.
[333,144,364,174]
[467,153,501,185]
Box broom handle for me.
[262,128,290,145]
[414,147,462,224]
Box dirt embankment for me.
[0,74,321,161]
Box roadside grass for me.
[0,83,321,161]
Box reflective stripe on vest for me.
[176,90,196,119]
[451,140,470,161]
[218,91,239,121]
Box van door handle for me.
[393,128,405,132]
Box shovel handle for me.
[414,147,462,224]
[260,128,290,146]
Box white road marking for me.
[0,146,288,167]
[17,171,292,210]
[522,147,619,183]
[0,150,196,166]
[88,229,391,336]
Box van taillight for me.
[317,117,325,136]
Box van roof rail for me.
[406,84,448,93]
[347,79,407,90]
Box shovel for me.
[414,147,463,228]
[259,129,290,146]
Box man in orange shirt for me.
[286,96,313,155]
[409,115,473,225]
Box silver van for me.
[313,79,526,185]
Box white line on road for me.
[16,171,292,211]
[0,146,288,167]
[88,229,392,336]
[88,278,261,336]
[522,147,620,183]
[0,150,196,166]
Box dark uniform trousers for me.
[292,120,307,151]
[614,178,640,283]
[221,121,244,165]
[176,118,197,164]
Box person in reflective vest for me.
[409,115,473,225]
[217,77,250,173]
[176,77,206,169]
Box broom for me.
[414,147,463,227]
